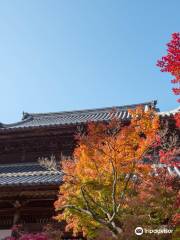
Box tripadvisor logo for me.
[135,227,173,235]
[135,227,144,235]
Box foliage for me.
[43,224,64,240]
[174,112,180,128]
[112,112,180,240]
[157,32,180,102]
[54,107,159,238]
[5,233,48,240]
[5,225,48,240]
[4,224,67,240]
[123,113,180,240]
[158,113,180,167]
[19,233,48,240]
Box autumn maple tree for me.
[126,113,180,240]
[54,107,159,238]
[157,32,180,102]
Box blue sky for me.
[0,0,179,123]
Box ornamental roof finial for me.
[22,111,30,120]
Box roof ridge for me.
[26,100,157,117]
[0,170,61,178]
[0,100,157,131]
[1,115,33,128]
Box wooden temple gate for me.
[0,101,157,233]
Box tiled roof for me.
[153,164,180,178]
[159,106,180,116]
[0,163,62,187]
[0,101,157,131]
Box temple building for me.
[0,100,160,232]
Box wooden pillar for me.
[13,200,22,225]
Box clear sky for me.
[0,0,179,123]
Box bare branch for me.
[38,155,58,171]
[57,204,94,217]
[109,158,117,217]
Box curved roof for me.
[0,101,157,131]
[0,162,62,187]
[159,106,180,116]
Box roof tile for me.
[0,101,157,130]
[0,163,62,187]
